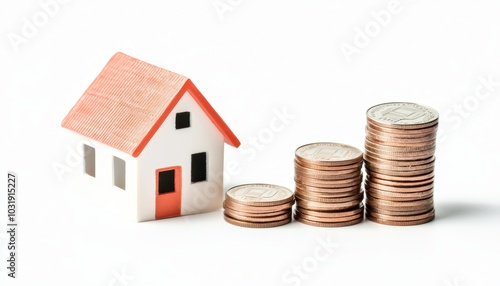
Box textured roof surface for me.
[62,52,240,157]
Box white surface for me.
[137,90,225,220]
[70,87,226,222]
[73,136,139,222]
[1,0,499,285]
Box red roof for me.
[62,52,240,157]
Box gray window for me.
[83,144,95,177]
[113,156,126,190]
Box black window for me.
[175,112,190,129]
[191,152,207,183]
[158,169,176,194]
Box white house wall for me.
[73,136,138,221]
[137,91,225,221]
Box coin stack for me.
[294,142,365,227]
[364,102,438,226]
[223,184,294,228]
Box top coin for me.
[295,142,363,166]
[367,102,439,129]
[225,184,294,206]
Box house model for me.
[61,52,240,222]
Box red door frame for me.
[155,166,182,219]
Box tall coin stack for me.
[364,102,439,226]
[223,184,294,228]
[294,142,365,227]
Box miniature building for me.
[62,52,240,221]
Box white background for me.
[1,0,500,285]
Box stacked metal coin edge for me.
[294,142,365,227]
[223,184,294,228]
[364,102,438,226]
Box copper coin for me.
[364,143,436,156]
[296,204,364,218]
[364,147,436,160]
[294,210,363,223]
[366,125,437,138]
[366,205,434,216]
[295,187,361,198]
[295,159,363,171]
[366,194,432,203]
[365,160,435,172]
[295,182,360,193]
[366,195,433,207]
[364,154,435,167]
[223,200,294,213]
[366,213,434,226]
[366,174,434,187]
[366,132,437,145]
[365,147,436,159]
[366,208,434,222]
[295,181,361,190]
[225,184,294,207]
[367,170,434,182]
[366,189,433,202]
[223,207,291,218]
[365,200,434,212]
[296,186,361,197]
[367,121,438,135]
[223,214,292,228]
[295,191,364,203]
[295,169,362,180]
[295,142,363,166]
[366,128,437,143]
[295,214,363,227]
[365,137,436,148]
[365,181,433,193]
[295,175,362,188]
[366,102,439,130]
[294,161,362,175]
[366,203,434,213]
[366,126,437,139]
[364,150,435,162]
[365,165,434,177]
[365,138,436,152]
[296,197,362,211]
[224,210,291,223]
[295,164,361,176]
[365,181,434,193]
[365,161,434,173]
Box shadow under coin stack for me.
[223,184,294,228]
[364,102,439,226]
[294,143,365,227]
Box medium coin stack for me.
[294,142,365,227]
[364,102,439,226]
[223,184,294,228]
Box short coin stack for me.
[294,142,365,227]
[223,184,294,228]
[364,102,438,226]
